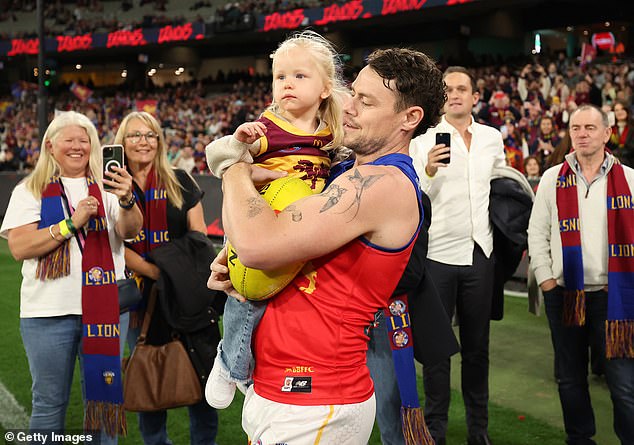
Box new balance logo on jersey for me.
[281,376,312,393]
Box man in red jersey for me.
[209,48,446,444]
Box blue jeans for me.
[127,327,219,445]
[544,287,634,445]
[367,311,405,445]
[217,296,267,382]
[20,312,129,445]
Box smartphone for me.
[436,132,451,164]
[102,144,124,190]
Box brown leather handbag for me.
[123,285,202,412]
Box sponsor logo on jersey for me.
[281,376,312,393]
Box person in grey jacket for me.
[528,104,634,445]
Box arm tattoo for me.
[341,169,384,217]
[320,184,347,212]
[282,204,303,222]
[246,197,264,218]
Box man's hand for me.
[234,122,267,145]
[208,245,246,302]
[540,278,558,292]
[425,143,450,177]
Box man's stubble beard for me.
[344,133,388,158]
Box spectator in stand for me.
[545,130,572,171]
[502,118,525,172]
[573,78,600,107]
[550,75,571,107]
[518,63,551,107]
[166,143,180,164]
[564,65,583,90]
[602,79,617,107]
[530,116,561,171]
[523,155,542,192]
[478,91,521,129]
[520,100,543,150]
[608,100,633,167]
[0,146,20,171]
[173,145,196,174]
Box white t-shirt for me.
[0,177,126,318]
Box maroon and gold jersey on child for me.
[255,110,332,192]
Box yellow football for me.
[227,176,314,301]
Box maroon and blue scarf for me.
[37,176,126,436]
[126,168,169,326]
[556,157,634,358]
[384,295,434,445]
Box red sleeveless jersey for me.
[252,236,417,405]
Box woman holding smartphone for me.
[0,111,142,443]
[113,111,218,445]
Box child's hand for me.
[208,246,246,302]
[234,122,267,144]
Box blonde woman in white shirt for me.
[410,66,506,445]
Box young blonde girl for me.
[205,30,347,408]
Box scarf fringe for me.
[606,319,634,359]
[36,240,70,281]
[401,406,435,445]
[563,289,585,326]
[84,400,127,437]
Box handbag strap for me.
[137,284,158,345]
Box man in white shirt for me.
[410,66,506,445]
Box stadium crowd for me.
[1,55,632,176]
[0,0,351,39]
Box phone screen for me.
[436,132,451,164]
[102,144,124,190]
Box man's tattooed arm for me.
[320,184,347,212]
[341,169,384,217]
[282,204,303,222]
[318,169,384,217]
[246,197,264,218]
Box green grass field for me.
[0,238,619,444]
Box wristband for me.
[48,224,61,243]
[65,217,77,234]
[119,194,136,210]
[58,220,73,239]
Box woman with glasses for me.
[113,111,219,445]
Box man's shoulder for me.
[473,120,502,137]
[543,163,563,178]
[620,163,634,187]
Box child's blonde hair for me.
[269,30,346,152]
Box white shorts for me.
[242,386,376,445]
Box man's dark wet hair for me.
[366,48,446,138]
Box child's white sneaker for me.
[205,355,236,409]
